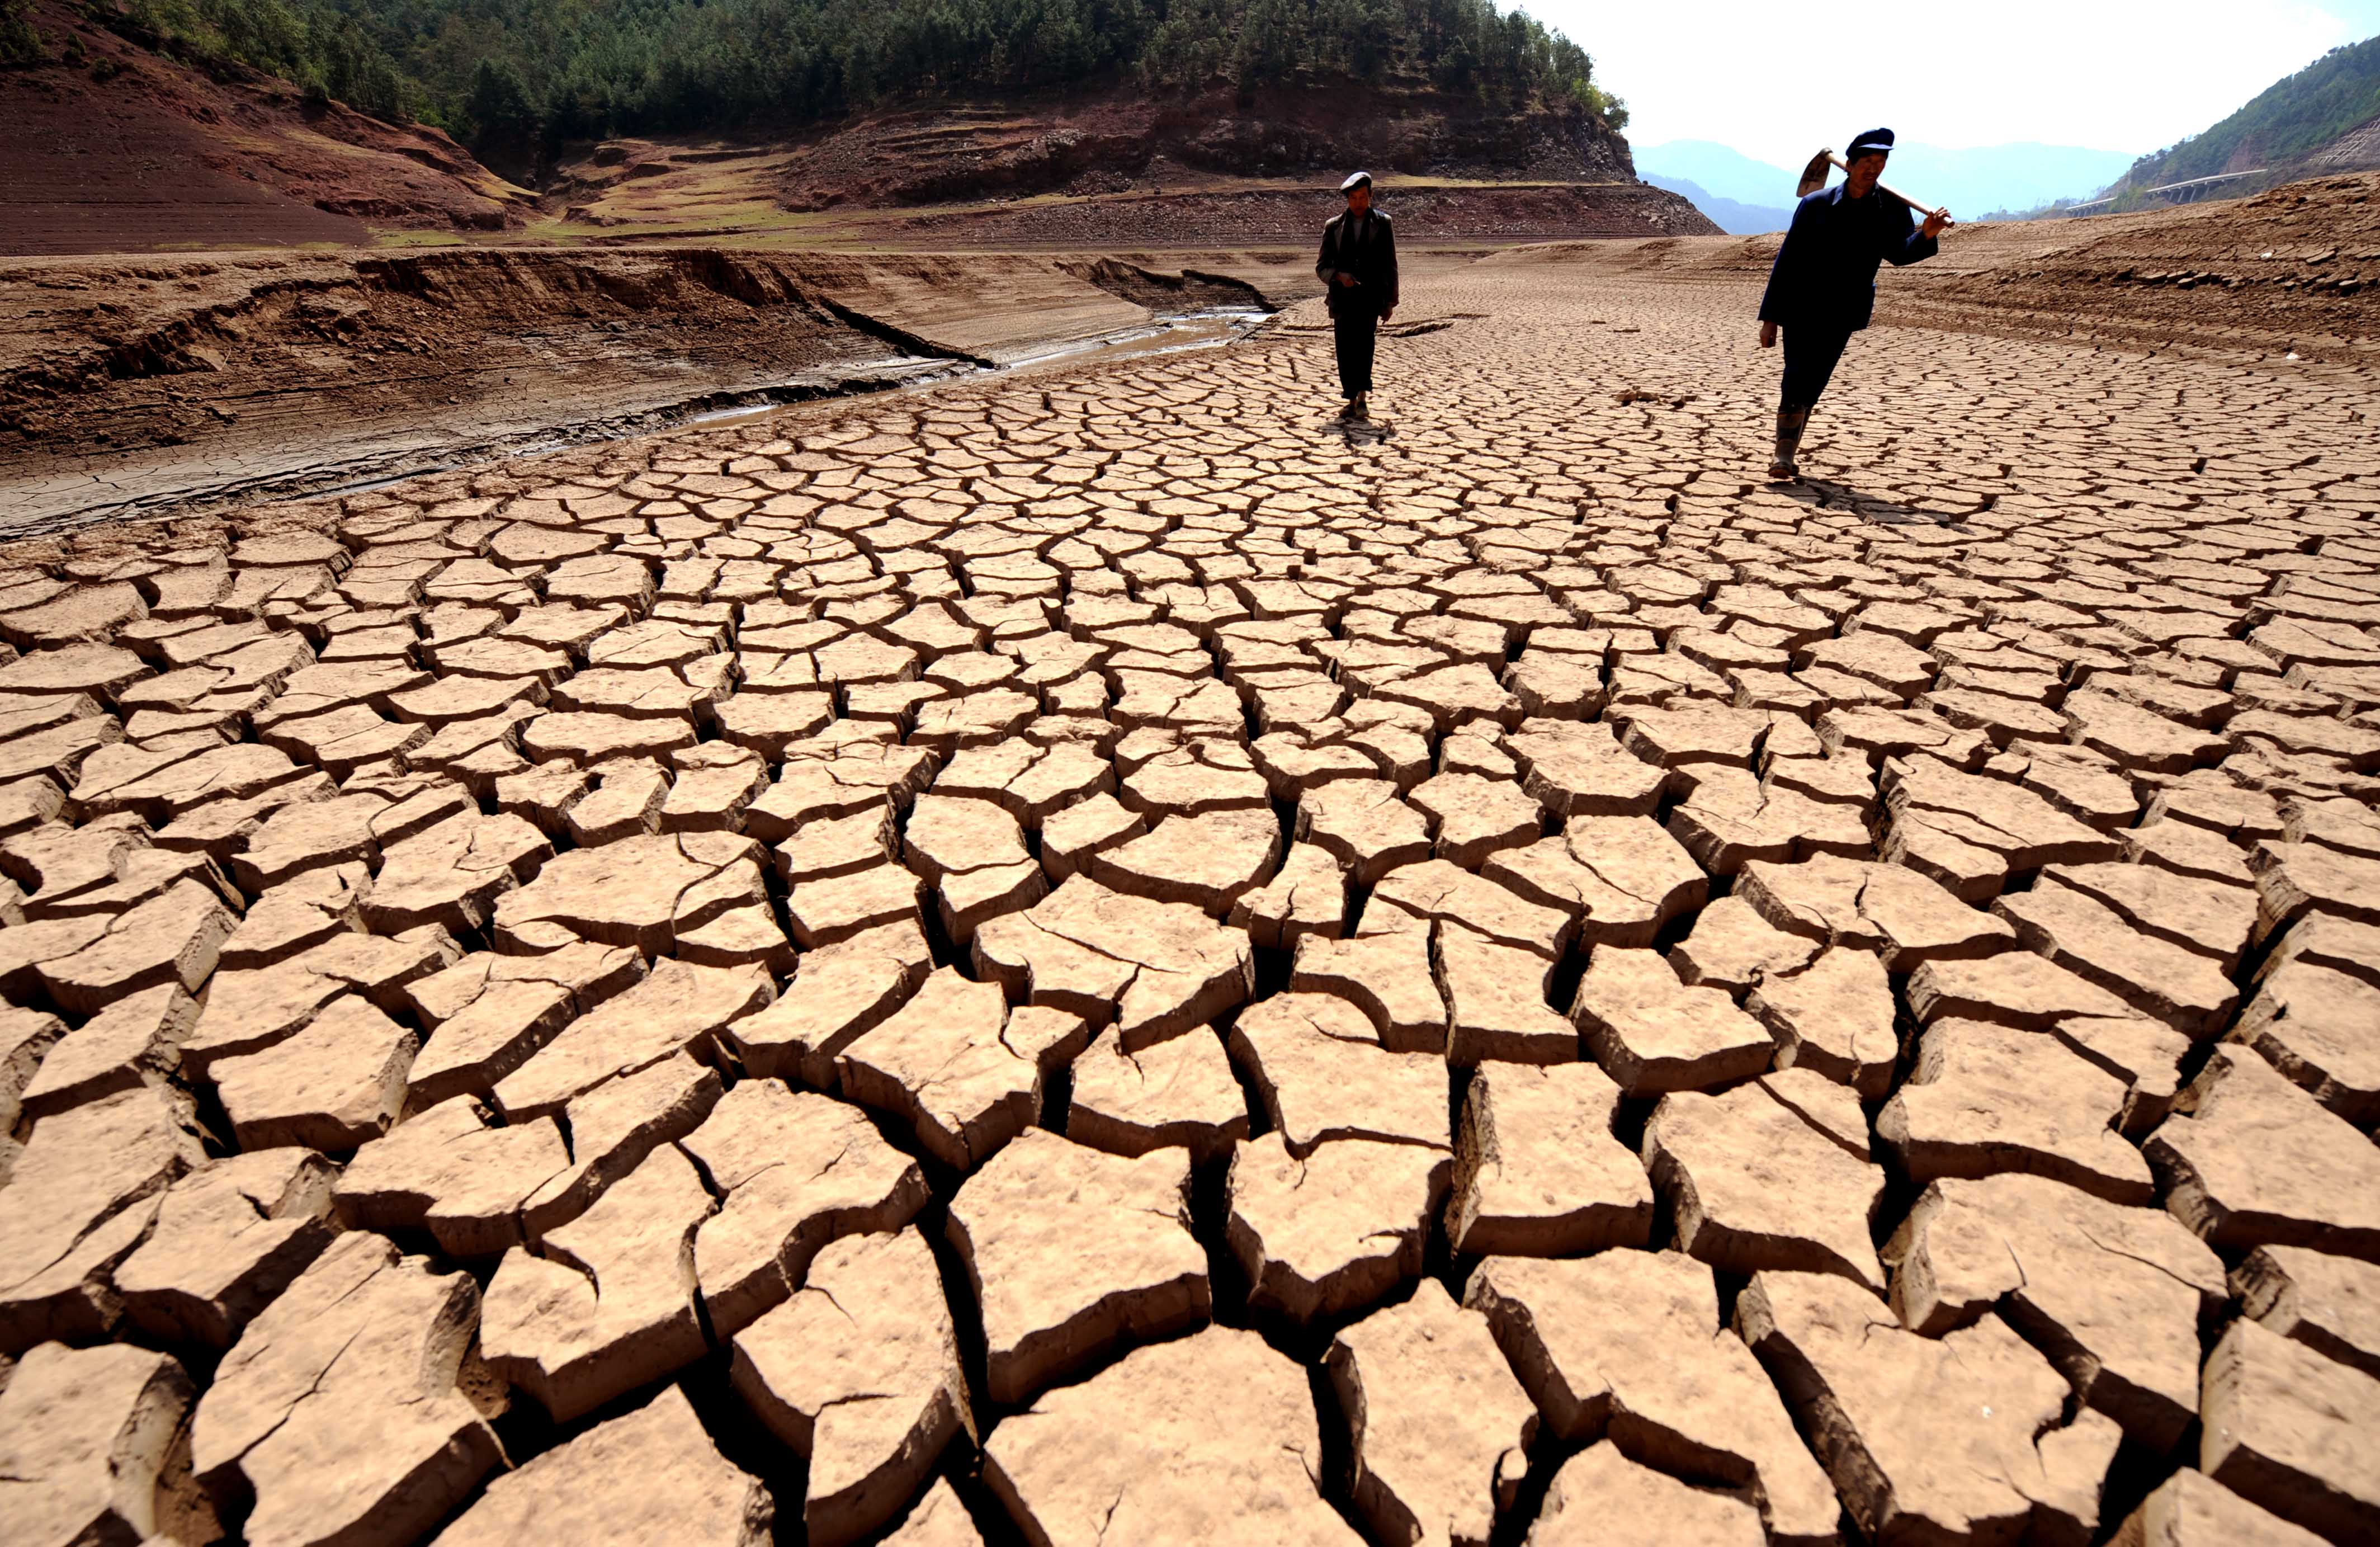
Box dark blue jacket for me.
[1758,185,1938,332]
[1317,209,1398,318]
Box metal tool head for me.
[1797,148,1835,200]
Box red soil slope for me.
[0,1,534,255]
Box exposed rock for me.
[1466,1251,1835,1545]
[944,1128,1208,1404]
[730,1228,969,1546]
[984,1324,1359,1545]
[1328,1278,1536,1547]
[1227,1132,1448,1323]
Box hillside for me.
[2114,34,2380,199]
[27,0,1630,170]
[0,0,535,252]
[0,0,1726,254]
[1638,174,1789,235]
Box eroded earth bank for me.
[2,178,2380,1547]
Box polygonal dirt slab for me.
[1328,1278,1537,1547]
[1466,1249,1835,1545]
[984,1324,1361,1545]
[1737,1270,2122,1547]
[944,1127,1209,1404]
[731,1227,969,1546]
[433,1384,772,1547]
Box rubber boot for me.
[1769,408,1810,480]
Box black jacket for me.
[1758,185,1938,333]
[1316,208,1398,317]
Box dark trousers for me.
[1779,326,1853,411]
[1332,308,1378,396]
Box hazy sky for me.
[1526,0,2380,163]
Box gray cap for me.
[1340,171,1372,192]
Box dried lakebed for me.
[0,257,2377,1547]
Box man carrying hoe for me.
[1316,171,1398,421]
[1758,128,1952,479]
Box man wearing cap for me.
[1316,171,1398,420]
[1758,128,1951,479]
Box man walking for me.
[1758,128,1951,479]
[1316,171,1397,420]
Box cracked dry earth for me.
[3,252,2380,1547]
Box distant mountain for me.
[2113,35,2380,199]
[1635,139,2136,222]
[1882,144,2138,217]
[1633,142,1801,208]
[1640,174,1792,235]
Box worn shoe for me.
[1345,397,1370,421]
[1768,407,1810,481]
